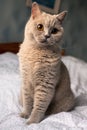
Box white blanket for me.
[0,53,87,130]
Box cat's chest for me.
[19,47,61,82]
[22,54,60,75]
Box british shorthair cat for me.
[18,2,75,124]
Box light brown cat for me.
[18,2,75,124]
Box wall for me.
[0,0,30,42]
[60,0,87,61]
[0,0,87,61]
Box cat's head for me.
[25,2,67,46]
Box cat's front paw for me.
[26,120,33,125]
[26,118,39,125]
[20,112,29,119]
[26,115,43,125]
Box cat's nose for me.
[45,34,50,39]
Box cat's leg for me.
[26,86,54,124]
[46,91,75,115]
[20,82,33,119]
[46,63,75,115]
[19,87,23,106]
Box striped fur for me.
[18,2,75,124]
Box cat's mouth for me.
[41,39,47,43]
[36,38,50,45]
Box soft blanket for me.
[0,53,87,130]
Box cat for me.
[18,2,75,124]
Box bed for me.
[0,43,87,130]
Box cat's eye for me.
[37,24,44,31]
[51,28,58,34]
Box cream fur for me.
[18,2,75,124]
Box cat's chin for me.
[36,39,48,45]
[41,39,47,44]
[35,38,57,46]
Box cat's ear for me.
[31,2,42,19]
[57,11,67,23]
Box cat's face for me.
[25,2,67,46]
[31,13,64,46]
